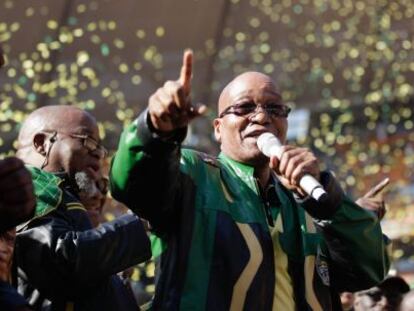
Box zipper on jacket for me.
[263,199,274,227]
[255,178,275,227]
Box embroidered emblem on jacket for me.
[316,256,330,286]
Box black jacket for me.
[0,280,31,310]
[15,168,151,310]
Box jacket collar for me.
[218,152,280,192]
[218,153,256,187]
[54,172,80,195]
[25,166,79,219]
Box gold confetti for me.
[0,0,413,273]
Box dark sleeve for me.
[16,209,151,298]
[298,172,389,292]
[0,280,31,310]
[109,109,187,232]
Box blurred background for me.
[0,0,413,299]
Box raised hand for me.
[148,49,206,134]
[356,177,390,220]
[0,157,35,231]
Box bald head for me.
[218,72,280,115]
[18,105,96,151]
[213,71,287,167]
[17,105,100,175]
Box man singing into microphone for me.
[110,50,389,311]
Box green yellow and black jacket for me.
[110,111,389,311]
[16,167,151,311]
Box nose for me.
[249,106,271,124]
[90,148,105,159]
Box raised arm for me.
[110,50,205,231]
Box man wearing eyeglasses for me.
[15,105,151,310]
[110,50,388,311]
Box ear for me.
[33,132,48,156]
[213,118,222,143]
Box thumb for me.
[269,155,280,172]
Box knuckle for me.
[156,106,166,117]
[165,80,179,90]
[149,94,158,105]
[280,146,289,153]
[163,81,173,88]
[156,87,165,95]
[291,155,302,165]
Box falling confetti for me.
[0,0,414,281]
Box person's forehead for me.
[227,77,280,100]
[60,111,99,136]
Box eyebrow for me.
[71,127,94,135]
[70,128,101,142]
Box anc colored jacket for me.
[110,111,389,311]
[15,167,151,311]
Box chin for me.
[240,151,269,167]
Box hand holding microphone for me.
[257,133,327,202]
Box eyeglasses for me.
[219,102,291,118]
[48,131,108,158]
[65,133,108,158]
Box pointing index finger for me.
[363,177,390,198]
[179,49,193,95]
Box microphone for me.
[257,133,327,202]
